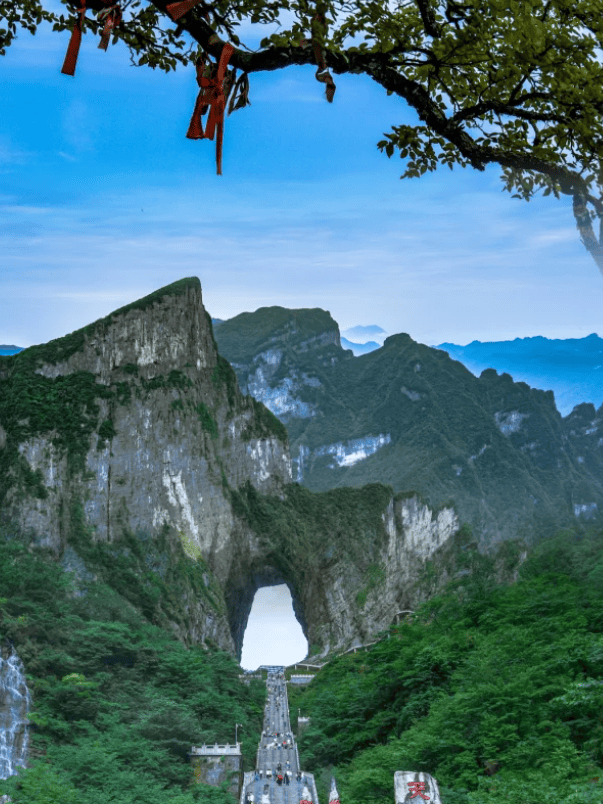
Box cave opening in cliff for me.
[240,584,308,671]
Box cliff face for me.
[215,312,603,549]
[0,279,291,654]
[0,280,527,662]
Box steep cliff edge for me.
[0,279,526,662]
[0,278,291,655]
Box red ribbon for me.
[97,4,122,51]
[61,0,122,75]
[61,0,87,75]
[166,0,204,21]
[186,42,234,175]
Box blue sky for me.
[1,0,602,354]
[2,3,602,665]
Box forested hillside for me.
[214,307,603,549]
[289,524,603,804]
[0,521,265,804]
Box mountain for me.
[340,337,381,356]
[214,308,603,548]
[435,333,603,416]
[0,345,23,356]
[0,280,491,661]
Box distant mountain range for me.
[6,328,601,415]
[214,307,603,547]
[340,325,387,357]
[435,334,603,417]
[340,337,381,355]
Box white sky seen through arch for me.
[240,585,308,671]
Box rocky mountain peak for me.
[0,278,297,653]
[23,277,214,385]
[1,283,495,662]
[213,306,343,362]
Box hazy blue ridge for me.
[0,345,24,355]
[340,337,381,355]
[436,333,603,416]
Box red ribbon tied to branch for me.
[186,42,235,175]
[61,0,122,76]
[97,4,122,51]
[166,0,204,21]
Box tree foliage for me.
[3,0,603,274]
[293,525,603,804]
[0,528,265,804]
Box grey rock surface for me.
[0,280,523,661]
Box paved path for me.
[241,669,318,804]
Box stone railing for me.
[289,674,316,685]
[190,743,241,755]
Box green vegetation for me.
[141,370,193,392]
[212,354,238,408]
[293,525,603,804]
[97,418,117,446]
[196,403,219,439]
[0,362,197,502]
[65,501,224,622]
[0,278,199,372]
[355,563,385,609]
[0,368,114,496]
[0,278,201,502]
[0,352,199,506]
[0,522,264,804]
[213,307,338,364]
[242,397,288,443]
[215,305,603,548]
[229,481,393,604]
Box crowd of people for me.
[242,669,315,804]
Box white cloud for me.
[528,228,578,246]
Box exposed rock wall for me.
[0,279,519,662]
[307,494,461,655]
[0,279,292,655]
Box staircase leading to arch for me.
[240,669,320,804]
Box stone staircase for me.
[241,668,319,804]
